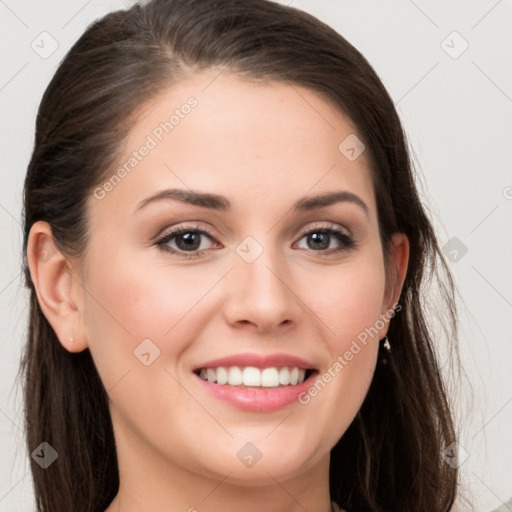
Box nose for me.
[222,243,302,335]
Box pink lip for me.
[193,371,318,412]
[193,352,316,371]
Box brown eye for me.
[155,225,220,259]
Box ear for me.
[379,232,409,334]
[26,220,88,353]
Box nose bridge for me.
[235,233,290,302]
[223,233,300,331]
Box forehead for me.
[89,70,375,221]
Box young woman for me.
[20,0,460,511]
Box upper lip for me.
[193,352,317,371]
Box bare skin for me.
[27,70,409,512]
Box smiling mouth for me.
[193,366,317,388]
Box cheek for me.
[294,252,385,431]
[302,252,387,348]
[82,245,223,380]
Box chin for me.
[193,446,319,485]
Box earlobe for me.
[26,221,88,353]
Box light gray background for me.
[1,1,511,510]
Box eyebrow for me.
[135,188,369,217]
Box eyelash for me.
[154,223,356,259]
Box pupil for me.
[309,232,329,250]
[178,232,200,251]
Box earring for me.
[69,336,74,343]
[380,336,391,365]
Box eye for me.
[155,225,219,259]
[294,223,356,254]
[154,222,356,259]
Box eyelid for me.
[295,221,352,239]
[155,222,215,241]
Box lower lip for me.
[193,372,317,412]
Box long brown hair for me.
[19,0,460,510]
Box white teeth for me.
[289,367,299,386]
[228,366,243,386]
[261,368,279,387]
[216,367,229,385]
[197,366,310,387]
[206,368,216,383]
[243,367,261,386]
[279,367,290,385]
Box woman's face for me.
[70,71,408,487]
